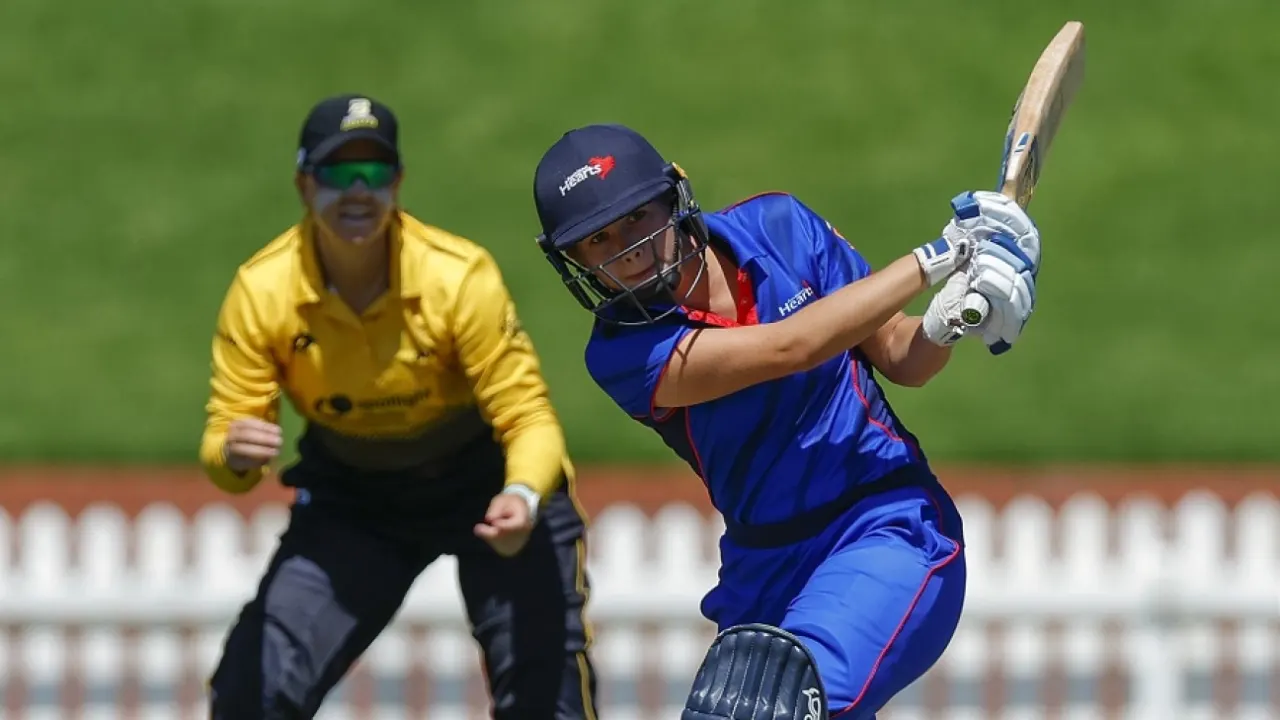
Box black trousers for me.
[208,485,598,719]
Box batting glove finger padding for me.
[955,190,1042,270]
[969,233,1038,353]
[944,190,1042,355]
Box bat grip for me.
[960,292,990,328]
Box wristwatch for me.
[502,483,541,524]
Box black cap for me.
[296,94,400,171]
[534,124,676,249]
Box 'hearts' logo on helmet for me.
[559,155,616,196]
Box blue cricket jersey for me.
[585,192,928,526]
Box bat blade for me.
[962,20,1086,334]
[996,20,1087,209]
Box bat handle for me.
[960,292,990,328]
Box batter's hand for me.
[223,418,283,474]
[955,191,1041,353]
[921,271,973,347]
[968,233,1038,352]
[474,492,535,557]
[913,224,977,287]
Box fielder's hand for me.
[223,418,283,474]
[474,487,539,557]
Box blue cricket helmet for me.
[533,124,710,326]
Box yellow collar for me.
[296,212,418,306]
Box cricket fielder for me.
[530,125,1039,718]
[199,94,598,719]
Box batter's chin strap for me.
[682,623,829,720]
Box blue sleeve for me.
[791,197,874,294]
[584,321,691,418]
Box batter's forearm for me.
[778,254,929,372]
[877,315,953,387]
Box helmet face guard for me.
[539,168,711,327]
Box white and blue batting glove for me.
[921,271,973,347]
[918,191,1013,347]
[949,191,1041,354]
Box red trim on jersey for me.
[649,340,683,423]
[830,538,963,716]
[682,266,758,328]
[848,358,905,445]
[684,409,708,481]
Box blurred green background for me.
[0,0,1274,467]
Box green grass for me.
[0,0,1275,465]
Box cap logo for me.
[339,98,379,131]
[559,155,615,196]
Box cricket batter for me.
[199,95,599,719]
[531,124,1040,718]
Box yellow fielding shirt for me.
[198,211,573,504]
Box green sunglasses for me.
[313,161,398,190]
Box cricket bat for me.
[960,20,1086,329]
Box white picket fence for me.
[0,490,1277,719]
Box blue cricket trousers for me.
[700,468,967,719]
